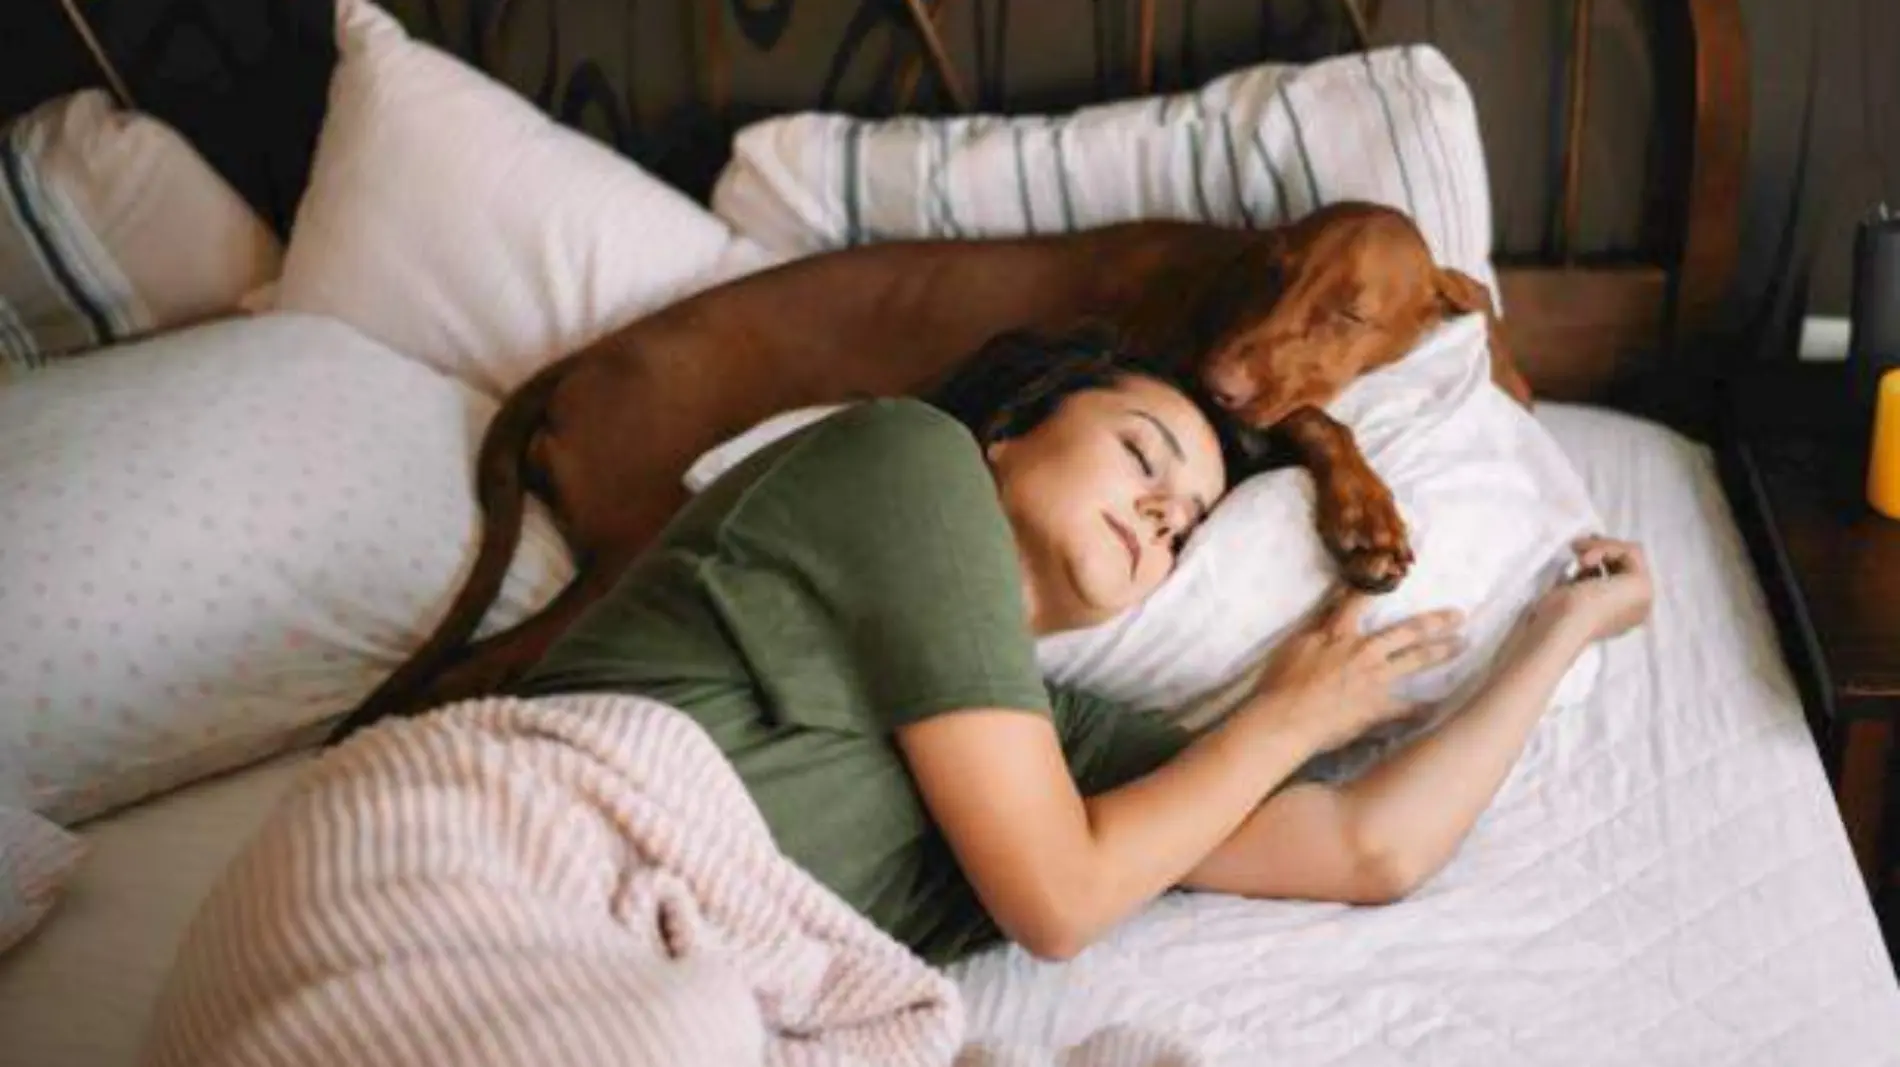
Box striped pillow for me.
[711,45,1498,298]
[0,91,282,376]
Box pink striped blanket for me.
[140,693,1202,1067]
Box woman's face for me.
[987,373,1227,634]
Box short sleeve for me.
[708,400,1051,732]
[1051,686,1192,795]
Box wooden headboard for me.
[688,0,1751,409]
[1486,0,1749,405]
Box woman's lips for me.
[1104,512,1141,578]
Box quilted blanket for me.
[139,693,1202,1067]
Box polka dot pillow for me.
[0,313,574,824]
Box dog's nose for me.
[1202,364,1256,410]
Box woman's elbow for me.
[998,884,1108,962]
[1006,903,1099,962]
[1350,846,1432,905]
[1016,924,1089,963]
[1328,796,1437,905]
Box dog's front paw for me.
[1317,475,1413,593]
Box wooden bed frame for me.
[693,0,1750,409]
[1496,0,1749,405]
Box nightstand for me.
[1719,362,1900,917]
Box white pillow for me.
[266,0,780,397]
[683,317,1601,780]
[0,89,282,373]
[0,315,574,824]
[711,44,1497,297]
[1034,315,1602,765]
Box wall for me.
[1730,0,1900,361]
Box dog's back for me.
[334,204,1524,739]
[331,223,1238,738]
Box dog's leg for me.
[1274,406,1413,592]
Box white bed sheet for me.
[2,404,1896,1067]
[949,404,1900,1064]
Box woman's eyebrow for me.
[1130,409,1184,461]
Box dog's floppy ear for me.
[1434,266,1496,319]
[1434,267,1534,408]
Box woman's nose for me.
[1138,497,1189,544]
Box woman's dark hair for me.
[924,322,1258,478]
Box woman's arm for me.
[1182,613,1589,901]
[1185,536,1654,903]
[898,595,1463,960]
[899,696,1314,960]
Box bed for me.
[3,0,1899,1064]
[3,402,1896,1064]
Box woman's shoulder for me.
[710,393,1011,567]
[710,397,995,526]
[812,398,979,456]
[692,398,980,513]
[769,398,987,486]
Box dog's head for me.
[1191,201,1506,427]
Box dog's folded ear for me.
[1433,266,1495,318]
[1434,267,1533,408]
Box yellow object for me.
[1868,369,1900,518]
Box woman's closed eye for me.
[1121,435,1156,478]
[1119,415,1210,556]
[1122,438,1200,551]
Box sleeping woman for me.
[509,324,1654,965]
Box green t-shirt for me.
[515,399,1190,964]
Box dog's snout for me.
[1202,360,1257,410]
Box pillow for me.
[683,316,1602,781]
[0,806,82,955]
[1035,315,1602,777]
[710,44,1497,297]
[266,0,780,397]
[0,314,574,824]
[0,90,282,376]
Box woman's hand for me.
[1527,536,1654,647]
[1246,592,1465,753]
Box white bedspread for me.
[947,405,1900,1064]
[2,403,1896,1066]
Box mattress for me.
[2,404,1897,1066]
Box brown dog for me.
[330,201,1528,739]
